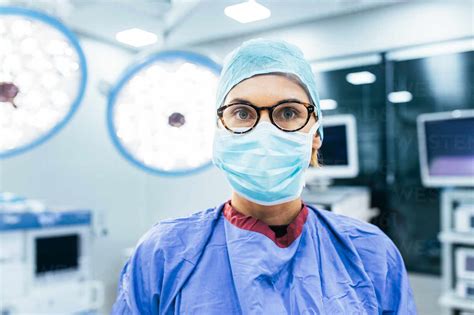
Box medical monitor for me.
[417,110,474,187]
[306,114,359,182]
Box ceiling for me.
[2,0,403,51]
[164,0,401,47]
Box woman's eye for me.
[232,108,253,120]
[281,108,297,120]
[237,110,249,119]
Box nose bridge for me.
[258,107,271,122]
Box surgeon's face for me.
[222,74,322,150]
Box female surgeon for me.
[112,38,417,314]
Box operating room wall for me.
[0,38,232,312]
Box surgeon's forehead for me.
[223,74,311,107]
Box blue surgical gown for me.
[111,202,417,314]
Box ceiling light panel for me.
[224,0,271,24]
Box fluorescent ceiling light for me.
[388,91,413,103]
[115,28,157,48]
[346,71,376,85]
[452,110,462,118]
[320,99,338,110]
[224,0,271,24]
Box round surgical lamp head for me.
[107,51,221,176]
[0,6,87,158]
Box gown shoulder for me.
[305,205,417,314]
[132,205,222,263]
[307,204,390,243]
[306,204,405,272]
[110,205,224,314]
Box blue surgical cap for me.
[215,38,323,141]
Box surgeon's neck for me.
[230,191,303,226]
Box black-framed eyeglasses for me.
[217,100,316,134]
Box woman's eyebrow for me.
[227,98,253,105]
[274,98,306,105]
[226,98,306,106]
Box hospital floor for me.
[409,273,442,315]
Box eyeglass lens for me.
[221,102,310,133]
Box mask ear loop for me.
[302,120,321,184]
[315,109,323,142]
[306,120,321,138]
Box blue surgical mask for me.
[212,120,320,205]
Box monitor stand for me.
[304,177,333,191]
[302,180,379,223]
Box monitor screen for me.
[467,285,474,297]
[306,114,358,180]
[425,117,474,177]
[35,234,79,275]
[319,125,349,166]
[466,255,474,272]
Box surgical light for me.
[388,91,413,103]
[224,0,271,24]
[0,6,87,158]
[115,28,158,48]
[320,99,338,111]
[345,71,376,85]
[107,51,221,176]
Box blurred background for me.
[0,0,472,314]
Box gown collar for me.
[222,200,308,248]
